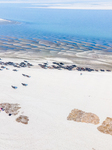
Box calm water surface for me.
[0,3,112,46]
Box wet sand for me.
[0,36,112,70]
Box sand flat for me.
[0,57,112,149]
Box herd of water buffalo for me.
[0,60,33,69]
[39,62,111,72]
[0,60,111,72]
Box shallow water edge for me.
[0,36,112,70]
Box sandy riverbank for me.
[0,57,112,150]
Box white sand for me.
[0,58,112,150]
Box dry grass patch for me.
[67,109,99,125]
[0,103,21,115]
[16,115,29,124]
[97,117,112,135]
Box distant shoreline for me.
[0,18,19,24]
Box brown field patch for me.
[97,117,112,135]
[0,103,21,115]
[67,109,99,125]
[16,115,29,124]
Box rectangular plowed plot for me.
[67,109,99,125]
[97,117,112,135]
[16,115,29,124]
[0,103,21,115]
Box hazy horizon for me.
[0,0,111,10]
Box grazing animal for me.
[20,62,27,67]
[60,62,64,65]
[7,62,14,66]
[100,69,105,72]
[11,86,17,89]
[26,75,31,78]
[21,83,28,86]
[106,70,111,72]
[1,66,5,68]
[95,70,98,72]
[22,74,31,78]
[13,69,18,71]
[22,74,26,76]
